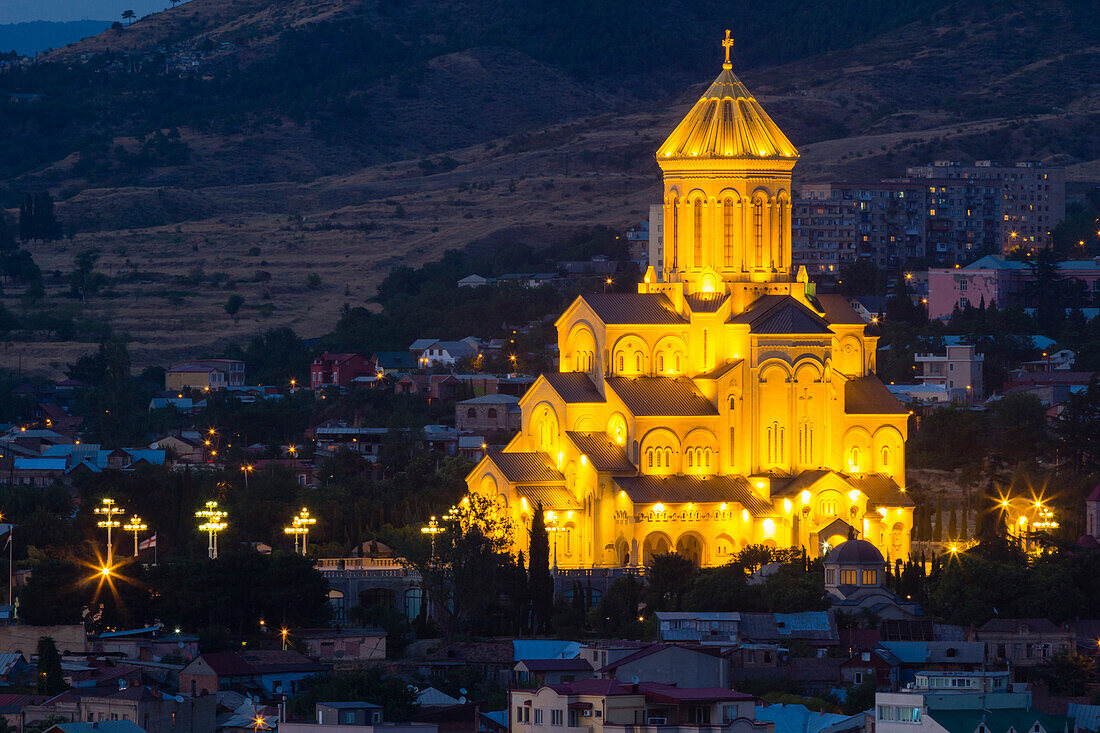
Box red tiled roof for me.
[640,682,752,703]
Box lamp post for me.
[283,508,316,555]
[196,501,228,559]
[545,510,563,571]
[421,516,443,561]
[242,464,253,489]
[94,498,124,567]
[123,516,147,557]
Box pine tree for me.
[947,504,958,540]
[34,192,61,241]
[933,496,943,542]
[528,502,553,634]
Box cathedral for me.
[465,35,914,568]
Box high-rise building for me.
[466,37,914,568]
[906,161,1065,253]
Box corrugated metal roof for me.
[487,451,563,483]
[606,377,718,416]
[612,475,773,515]
[929,708,1071,733]
[578,293,686,325]
[848,473,916,508]
[542,373,606,403]
[844,375,909,414]
[685,293,729,313]
[729,295,832,334]
[565,432,635,471]
[516,486,580,510]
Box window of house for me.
[488,408,498,419]
[840,569,858,585]
[862,569,877,585]
[551,710,563,726]
[467,408,476,418]
[534,709,543,725]
[855,672,864,684]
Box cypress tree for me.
[933,496,943,542]
[528,502,553,634]
[947,504,958,540]
[35,636,65,695]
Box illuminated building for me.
[466,35,914,567]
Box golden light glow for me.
[580,454,587,466]
[800,490,811,504]
[720,502,728,511]
[653,503,665,514]
[783,499,792,513]
[848,490,861,502]
[762,518,775,537]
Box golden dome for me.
[657,66,799,162]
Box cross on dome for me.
[721,29,734,68]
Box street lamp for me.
[95,498,124,567]
[123,516,147,557]
[545,510,564,571]
[421,516,444,560]
[196,501,228,559]
[284,508,316,555]
[242,464,253,489]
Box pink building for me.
[928,255,1100,319]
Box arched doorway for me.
[642,533,672,565]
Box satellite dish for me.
[631,676,639,685]
[458,697,467,705]
[407,685,418,693]
[459,688,467,696]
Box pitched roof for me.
[656,65,798,161]
[640,681,752,703]
[577,293,686,325]
[487,451,563,483]
[729,295,832,334]
[847,473,916,508]
[685,293,729,313]
[845,375,908,414]
[975,618,1067,634]
[612,475,773,515]
[816,294,868,326]
[517,486,581,510]
[598,643,723,672]
[605,377,718,416]
[544,679,633,696]
[516,659,593,672]
[542,373,606,403]
[564,432,635,471]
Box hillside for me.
[1,0,1098,376]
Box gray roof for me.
[876,641,985,665]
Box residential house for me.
[149,433,205,464]
[510,679,770,733]
[754,704,862,733]
[311,354,376,390]
[373,352,418,374]
[458,275,493,288]
[179,650,329,698]
[297,628,387,663]
[456,395,521,433]
[915,344,984,401]
[414,339,480,368]
[840,650,898,690]
[278,701,436,733]
[596,644,729,688]
[655,612,740,645]
[872,686,1069,733]
[927,255,1098,319]
[89,627,199,663]
[514,659,595,687]
[165,360,245,391]
[967,619,1075,679]
[0,654,32,687]
[874,641,986,688]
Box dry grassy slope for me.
[7,3,1099,377]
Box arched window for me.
[693,199,703,266]
[664,448,673,465]
[487,408,498,419]
[617,353,624,373]
[675,354,682,372]
[687,451,693,468]
[723,199,736,267]
[850,446,861,472]
[777,198,786,265]
[635,352,642,372]
[670,197,679,269]
[466,408,476,418]
[646,449,654,468]
[881,446,890,469]
[704,448,711,468]
[753,198,764,266]
[657,354,665,372]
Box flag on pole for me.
[139,534,157,550]
[0,524,13,549]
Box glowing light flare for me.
[783,499,792,513]
[761,518,775,537]
[800,490,811,504]
[653,503,665,514]
[848,489,861,502]
[742,509,749,522]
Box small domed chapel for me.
[466,34,914,568]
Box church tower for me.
[655,30,798,294]
[465,33,914,569]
